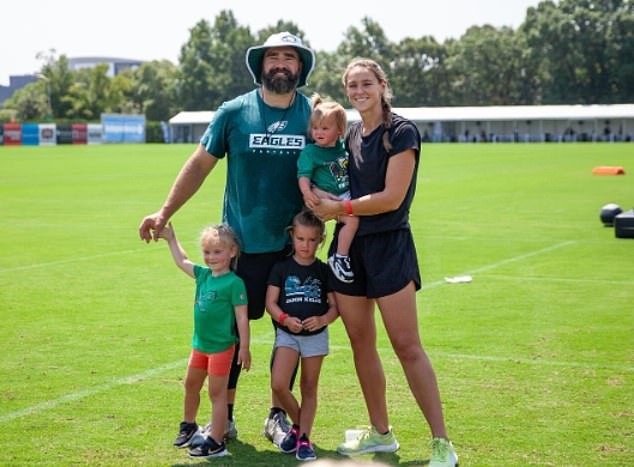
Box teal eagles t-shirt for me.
[192,265,248,353]
[200,89,311,253]
[297,139,349,196]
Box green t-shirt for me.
[200,89,311,253]
[297,140,349,196]
[192,266,248,353]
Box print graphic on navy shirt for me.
[284,275,323,302]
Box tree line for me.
[2,0,632,124]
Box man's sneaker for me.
[200,416,238,440]
[336,426,399,456]
[173,421,199,448]
[279,424,299,453]
[296,436,317,461]
[429,437,458,467]
[328,254,354,283]
[188,436,230,459]
[263,411,291,447]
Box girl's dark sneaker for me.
[188,436,229,458]
[296,436,316,461]
[279,424,299,453]
[173,421,199,448]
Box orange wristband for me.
[279,312,289,324]
[343,200,353,216]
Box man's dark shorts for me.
[236,247,291,320]
[328,226,421,298]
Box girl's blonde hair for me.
[309,93,347,136]
[200,223,241,270]
[342,58,394,152]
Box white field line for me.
[330,344,634,372]
[0,241,201,274]
[2,337,632,425]
[0,359,186,424]
[422,240,576,290]
[0,248,151,273]
[476,274,634,286]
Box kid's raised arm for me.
[158,223,195,278]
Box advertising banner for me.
[56,124,73,144]
[87,123,103,144]
[0,124,4,145]
[101,114,145,143]
[3,123,22,145]
[22,123,40,145]
[72,123,87,144]
[39,124,57,145]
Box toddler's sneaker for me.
[337,425,399,456]
[188,436,229,458]
[296,435,317,461]
[173,421,199,448]
[429,437,458,467]
[279,424,299,453]
[328,254,354,283]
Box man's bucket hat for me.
[246,31,315,88]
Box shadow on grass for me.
[367,451,430,466]
[171,439,341,466]
[171,440,428,466]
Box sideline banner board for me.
[102,114,145,143]
[0,124,3,144]
[57,124,73,144]
[22,123,40,145]
[87,123,103,144]
[3,123,22,145]
[39,124,57,145]
[72,123,87,144]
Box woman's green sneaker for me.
[429,437,458,467]
[336,426,399,456]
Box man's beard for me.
[262,68,299,94]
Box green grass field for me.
[0,143,632,466]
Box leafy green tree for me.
[40,55,74,119]
[605,1,634,101]
[390,36,451,106]
[178,11,254,110]
[127,60,179,120]
[3,82,49,121]
[338,17,393,65]
[109,71,140,114]
[178,19,216,110]
[309,49,348,103]
[64,64,115,120]
[445,25,530,105]
[521,0,634,103]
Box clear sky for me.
[1,0,542,86]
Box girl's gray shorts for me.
[274,327,329,357]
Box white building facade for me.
[169,104,634,144]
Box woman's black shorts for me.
[328,227,421,298]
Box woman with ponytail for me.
[308,58,458,467]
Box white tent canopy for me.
[169,104,634,143]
